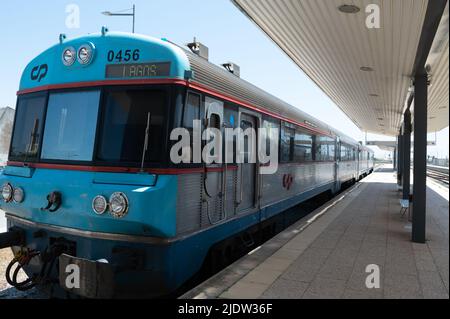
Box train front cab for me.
[0,33,209,298]
[0,83,207,297]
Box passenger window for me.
[183,93,200,129]
[294,130,313,162]
[281,124,295,162]
[209,113,221,130]
[328,140,335,161]
[316,135,331,162]
[180,93,201,163]
[262,118,280,157]
[340,144,347,161]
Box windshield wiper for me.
[24,118,40,162]
[140,112,151,173]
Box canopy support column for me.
[402,110,411,202]
[397,133,403,186]
[412,71,428,244]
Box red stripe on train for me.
[16,79,188,95]
[17,78,331,137]
[6,162,238,175]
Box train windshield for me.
[96,89,167,164]
[9,93,47,162]
[10,87,169,166]
[41,90,100,161]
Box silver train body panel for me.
[174,46,374,236]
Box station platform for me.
[181,165,449,299]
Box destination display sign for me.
[105,62,171,78]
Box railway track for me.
[427,165,449,186]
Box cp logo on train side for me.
[282,174,294,190]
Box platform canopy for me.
[232,0,449,136]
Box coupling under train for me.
[0,29,374,298]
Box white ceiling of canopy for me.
[232,0,449,135]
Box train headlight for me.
[1,183,13,202]
[92,195,108,215]
[77,44,94,65]
[109,192,129,218]
[13,187,24,203]
[62,47,76,66]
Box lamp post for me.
[102,4,135,33]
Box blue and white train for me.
[0,30,374,298]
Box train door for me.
[203,97,225,222]
[238,113,257,212]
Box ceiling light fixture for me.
[360,66,374,72]
[338,4,360,13]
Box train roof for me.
[18,31,367,149]
[182,43,365,148]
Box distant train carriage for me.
[0,30,373,298]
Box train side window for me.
[328,137,336,161]
[316,135,330,162]
[294,130,313,162]
[345,146,351,161]
[209,114,220,130]
[262,117,280,158]
[179,92,201,163]
[183,93,201,129]
[340,144,348,161]
[281,124,295,162]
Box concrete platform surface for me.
[182,165,449,299]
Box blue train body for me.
[0,30,374,297]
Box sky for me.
[0,0,448,159]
